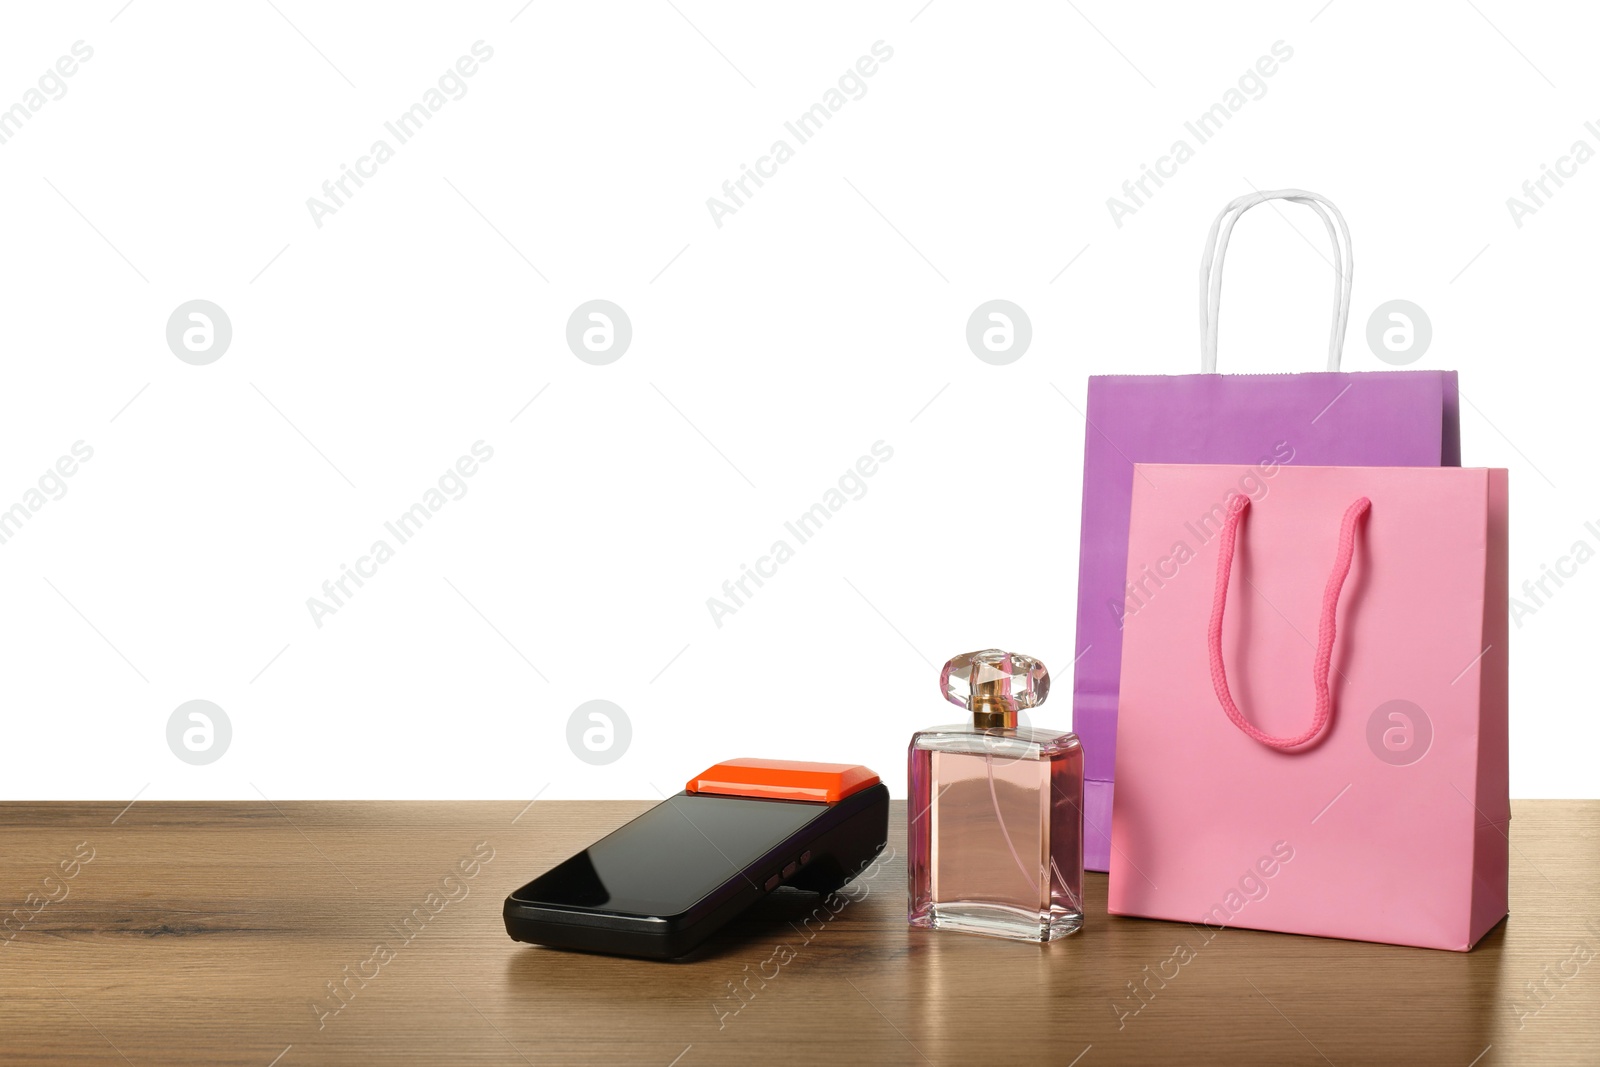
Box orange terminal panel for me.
[685,758,881,803]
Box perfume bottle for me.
[908,649,1084,942]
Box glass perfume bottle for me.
[908,649,1084,942]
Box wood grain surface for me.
[1,799,1595,1065]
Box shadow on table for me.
[503,886,868,972]
[900,906,1512,1063]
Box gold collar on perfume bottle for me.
[971,707,1018,730]
[970,682,1019,730]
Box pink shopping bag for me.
[1107,463,1508,950]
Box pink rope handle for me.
[1207,493,1371,750]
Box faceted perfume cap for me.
[941,650,1050,718]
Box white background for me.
[1,1,1594,801]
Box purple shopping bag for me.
[1071,190,1460,871]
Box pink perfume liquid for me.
[909,728,1083,942]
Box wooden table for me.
[2,800,1595,1065]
